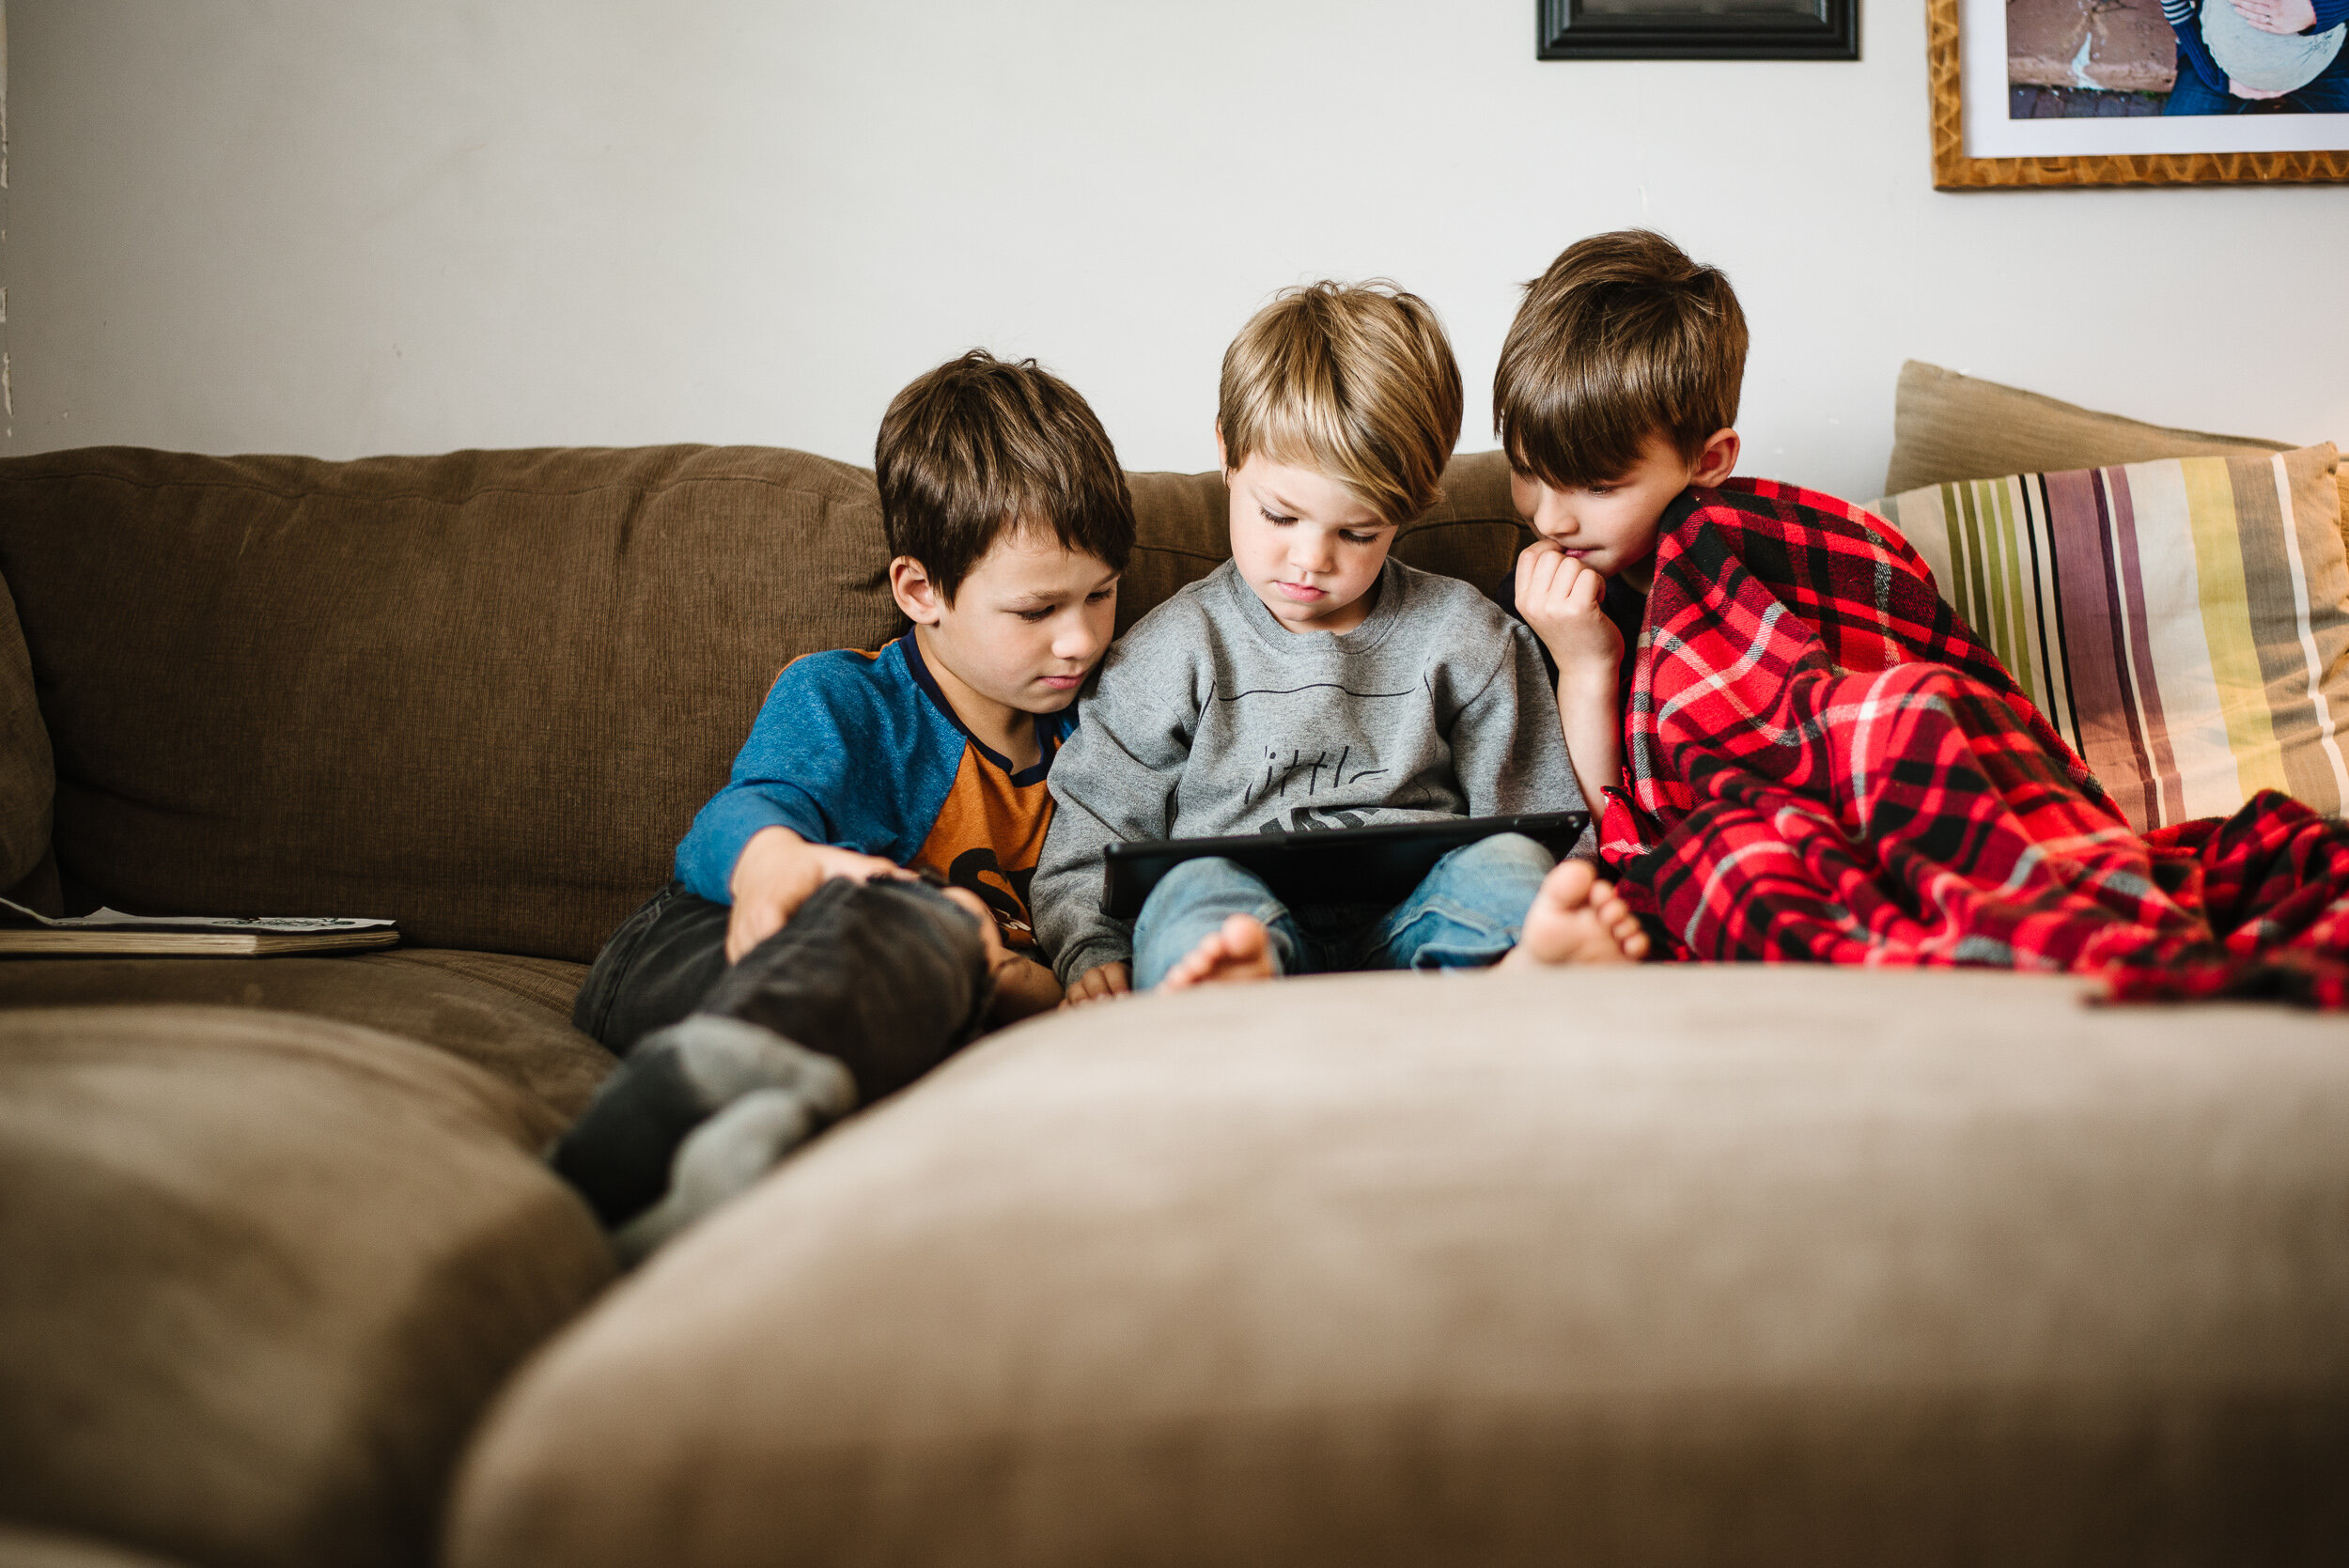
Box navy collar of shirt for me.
[899,630,1061,788]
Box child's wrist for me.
[729,824,811,897]
[1557,659,1619,696]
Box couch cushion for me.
[0,948,610,1121]
[0,567,53,904]
[1883,361,2349,563]
[1393,449,1527,595]
[1118,469,1229,637]
[448,967,2349,1568]
[0,1005,614,1568]
[0,446,900,962]
[1885,362,2294,496]
[0,1528,191,1568]
[1876,443,2349,830]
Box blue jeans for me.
[1129,832,1555,987]
[2165,42,2349,114]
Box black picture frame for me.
[1537,0,1859,61]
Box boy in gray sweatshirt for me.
[1035,282,1649,1001]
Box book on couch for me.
[0,896,398,955]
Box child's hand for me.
[940,886,1013,971]
[1062,961,1131,1007]
[938,887,1065,1023]
[1515,539,1622,676]
[987,955,1066,1022]
[725,826,904,963]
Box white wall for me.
[9,0,2347,502]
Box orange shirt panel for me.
[911,744,1057,948]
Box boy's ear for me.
[889,555,946,625]
[1690,427,1740,488]
[1213,424,1229,479]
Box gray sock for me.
[659,1015,857,1118]
[612,1084,835,1265]
[553,1014,856,1237]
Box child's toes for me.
[1210,916,1278,981]
[1159,915,1277,989]
[1159,937,1219,990]
[1536,857,1598,911]
[1221,913,1265,959]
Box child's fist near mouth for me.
[1514,537,1622,675]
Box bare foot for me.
[1501,859,1651,968]
[1158,914,1280,989]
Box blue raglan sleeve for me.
[674,652,941,904]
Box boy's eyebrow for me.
[1252,484,1301,517]
[1006,570,1120,605]
[1254,484,1390,529]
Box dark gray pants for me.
[572,875,995,1104]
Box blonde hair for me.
[1217,281,1463,528]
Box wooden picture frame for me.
[1539,0,1859,61]
[1928,0,2349,189]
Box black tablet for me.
[1099,810,1592,921]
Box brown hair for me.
[1218,281,1463,528]
[1494,230,1747,489]
[876,349,1135,602]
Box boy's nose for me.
[1052,620,1103,663]
[1534,496,1577,536]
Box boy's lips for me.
[1037,673,1084,691]
[1273,581,1328,602]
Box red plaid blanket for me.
[1598,479,2349,1006]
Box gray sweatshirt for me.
[1034,556,1584,983]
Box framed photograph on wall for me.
[1538,0,1859,61]
[1929,0,2349,186]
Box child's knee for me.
[1132,857,1290,981]
[1137,855,1272,922]
[1441,831,1556,887]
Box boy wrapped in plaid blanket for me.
[1610,477,2349,1002]
[1497,232,2349,1005]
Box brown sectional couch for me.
[2,411,2346,1567]
[452,968,2349,1568]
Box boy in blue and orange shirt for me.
[555,349,1134,1260]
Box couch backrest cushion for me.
[0,568,54,900]
[1395,449,1526,594]
[0,445,1527,961]
[0,446,899,959]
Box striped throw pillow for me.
[1873,443,2347,832]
